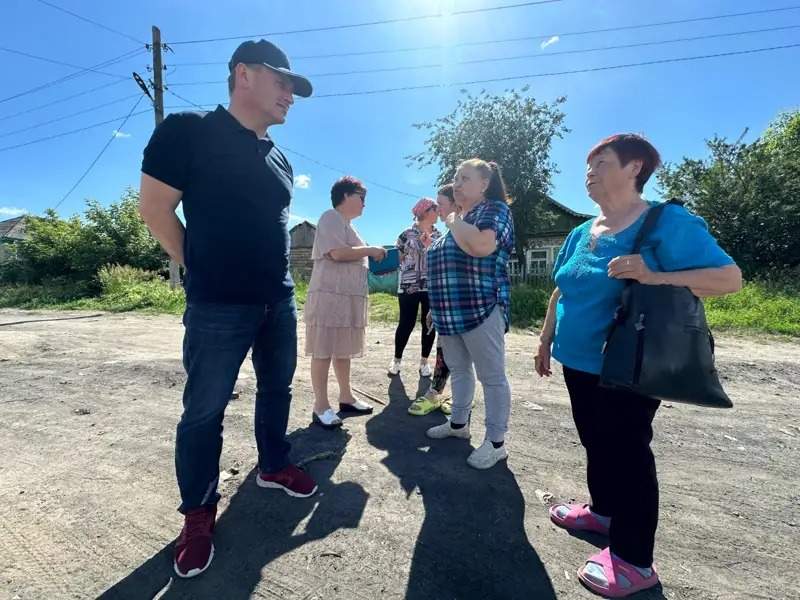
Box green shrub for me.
[92,279,185,314]
[294,280,308,309]
[510,280,554,329]
[97,264,158,295]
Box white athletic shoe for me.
[426,419,471,440]
[388,358,402,376]
[419,362,432,378]
[467,440,508,470]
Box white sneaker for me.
[467,440,508,470]
[426,419,471,440]
[388,358,401,375]
[419,362,432,378]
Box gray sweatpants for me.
[439,306,511,442]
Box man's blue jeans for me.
[176,296,297,513]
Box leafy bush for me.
[510,280,554,329]
[4,188,167,285]
[658,110,800,276]
[97,264,158,296]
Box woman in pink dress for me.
[305,176,386,428]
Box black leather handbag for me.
[599,200,732,408]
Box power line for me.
[163,89,417,198]
[313,24,800,77]
[307,42,800,98]
[169,4,800,64]
[0,79,129,123]
[159,42,800,104]
[166,24,800,85]
[0,48,145,105]
[33,0,146,46]
[0,93,144,139]
[0,94,146,240]
[54,94,147,208]
[0,108,151,153]
[0,46,138,79]
[164,104,211,110]
[167,0,563,45]
[165,88,207,109]
[279,145,417,198]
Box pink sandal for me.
[549,503,610,535]
[577,547,659,598]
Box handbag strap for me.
[630,198,683,255]
[604,198,683,344]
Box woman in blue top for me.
[426,159,515,470]
[535,134,742,598]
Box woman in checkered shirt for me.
[424,159,515,470]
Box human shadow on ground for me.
[365,375,557,600]
[100,427,366,599]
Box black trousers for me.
[394,291,435,360]
[562,365,661,568]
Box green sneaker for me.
[408,390,443,416]
[440,397,473,416]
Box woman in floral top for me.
[388,197,441,378]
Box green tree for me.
[78,188,165,275]
[658,111,800,276]
[9,209,85,282]
[408,87,569,257]
[7,188,167,285]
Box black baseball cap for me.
[228,39,312,98]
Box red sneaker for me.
[174,504,216,578]
[257,464,318,498]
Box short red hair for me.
[587,134,662,193]
[330,176,366,208]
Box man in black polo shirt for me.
[139,39,316,579]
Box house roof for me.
[289,220,315,233]
[547,197,593,219]
[0,216,27,240]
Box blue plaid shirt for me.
[428,199,515,336]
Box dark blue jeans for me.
[176,296,298,513]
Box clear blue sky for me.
[1,0,799,244]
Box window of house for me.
[527,249,548,274]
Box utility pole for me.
[151,25,181,289]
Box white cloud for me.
[0,206,28,217]
[540,35,560,50]
[293,174,311,189]
[112,130,131,138]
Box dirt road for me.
[1,309,798,599]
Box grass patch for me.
[369,292,400,323]
[705,279,800,336]
[3,273,798,338]
[0,273,398,321]
[0,266,185,314]
[294,279,398,322]
[0,279,92,309]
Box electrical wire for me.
[167,0,563,45]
